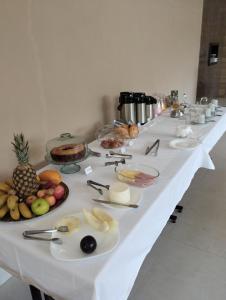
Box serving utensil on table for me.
[92,198,138,208]
[87,181,103,195]
[23,226,69,235]
[22,226,68,244]
[155,140,160,156]
[106,151,132,159]
[87,180,110,190]
[23,233,63,245]
[105,158,126,167]
[145,139,160,156]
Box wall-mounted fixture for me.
[208,43,219,65]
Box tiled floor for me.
[128,133,226,300]
[1,133,226,300]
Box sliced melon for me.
[83,209,109,232]
[92,207,118,230]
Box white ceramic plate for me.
[169,138,200,150]
[98,187,142,209]
[50,212,120,261]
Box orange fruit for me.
[38,170,62,185]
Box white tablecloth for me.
[0,109,226,300]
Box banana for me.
[10,204,20,221]
[0,194,8,208]
[18,202,32,219]
[83,209,109,232]
[92,207,118,230]
[5,179,14,188]
[8,189,17,195]
[0,182,11,193]
[7,195,19,210]
[0,204,9,219]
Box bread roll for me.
[129,124,139,138]
[114,126,130,139]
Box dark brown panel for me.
[197,0,226,100]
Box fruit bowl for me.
[115,164,159,187]
[0,182,69,222]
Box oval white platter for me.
[50,212,120,261]
[169,138,200,150]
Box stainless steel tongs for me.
[106,150,132,159]
[23,226,69,235]
[22,226,69,244]
[87,180,110,195]
[145,139,160,156]
[105,158,126,167]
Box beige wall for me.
[0,0,203,178]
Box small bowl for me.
[115,164,159,187]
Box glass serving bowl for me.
[115,163,160,187]
[46,133,88,173]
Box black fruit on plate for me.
[80,235,97,254]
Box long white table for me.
[0,109,226,300]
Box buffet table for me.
[0,109,226,300]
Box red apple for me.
[26,195,37,206]
[53,185,65,200]
[45,195,56,206]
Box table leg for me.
[175,205,183,213]
[169,215,177,223]
[29,285,42,300]
[44,294,55,300]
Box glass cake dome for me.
[46,133,88,174]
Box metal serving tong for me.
[87,180,110,195]
[106,150,132,159]
[23,234,63,245]
[145,139,160,156]
[105,158,126,167]
[22,226,69,245]
[23,226,69,235]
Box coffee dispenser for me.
[145,96,155,121]
[117,92,136,123]
[133,93,146,125]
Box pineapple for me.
[12,133,39,199]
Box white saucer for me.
[98,187,141,209]
[169,138,200,150]
[50,212,120,261]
